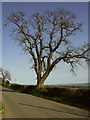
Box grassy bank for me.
[29,86,90,111]
[3,83,90,111]
[0,100,3,112]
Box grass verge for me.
[0,100,3,113]
[28,87,90,111]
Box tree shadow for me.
[19,103,89,117]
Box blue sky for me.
[2,2,88,85]
[1,0,89,2]
[0,2,2,67]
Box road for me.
[2,87,89,118]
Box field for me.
[3,83,90,111]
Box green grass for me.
[0,100,2,112]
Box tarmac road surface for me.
[2,87,89,118]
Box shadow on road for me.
[19,103,89,118]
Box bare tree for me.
[0,67,11,83]
[5,9,90,89]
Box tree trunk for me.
[36,66,54,90]
[36,79,44,90]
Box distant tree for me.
[5,9,90,89]
[0,67,11,83]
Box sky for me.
[1,2,89,85]
[1,0,89,2]
[0,2,2,67]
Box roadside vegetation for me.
[2,82,90,111]
[0,100,3,112]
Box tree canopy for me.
[0,67,11,82]
[5,8,90,89]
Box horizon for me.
[1,79,89,86]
